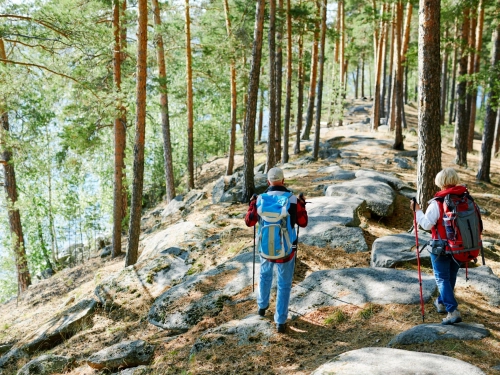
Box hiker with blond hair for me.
[245,167,308,333]
[410,167,482,325]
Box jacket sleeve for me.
[245,201,258,227]
[296,199,308,228]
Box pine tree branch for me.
[0,14,69,38]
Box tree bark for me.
[393,0,404,150]
[313,0,327,160]
[494,107,500,155]
[257,85,264,142]
[266,0,277,171]
[275,0,284,162]
[282,0,293,163]
[380,16,389,118]
[440,29,449,125]
[371,3,386,131]
[242,0,265,202]
[477,23,500,182]
[223,0,238,176]
[152,0,175,202]
[468,0,484,152]
[417,0,441,210]
[0,38,31,292]
[337,0,345,127]
[125,0,148,267]
[455,7,470,166]
[361,54,365,98]
[465,3,477,152]
[301,3,320,139]
[185,0,194,189]
[355,59,359,99]
[448,20,458,125]
[112,0,126,258]
[295,34,305,154]
[386,6,395,119]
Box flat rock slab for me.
[371,232,432,268]
[316,165,341,174]
[325,178,396,217]
[191,315,274,354]
[311,347,485,375]
[20,299,97,354]
[456,266,500,306]
[95,253,190,315]
[0,343,13,356]
[138,221,208,261]
[313,170,356,182]
[289,268,436,318]
[161,190,206,217]
[283,169,310,178]
[388,323,490,346]
[354,170,408,191]
[149,251,259,331]
[17,355,73,375]
[117,366,150,374]
[87,340,154,371]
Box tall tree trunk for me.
[355,59,359,99]
[477,23,500,182]
[313,0,327,160]
[152,0,175,202]
[301,3,320,139]
[455,7,470,166]
[399,0,412,129]
[257,84,264,142]
[393,0,404,150]
[112,0,126,258]
[494,107,500,155]
[468,0,484,152]
[371,3,386,131]
[125,0,148,267]
[448,20,458,125]
[361,54,365,98]
[295,34,305,154]
[380,19,389,118]
[417,0,441,210]
[184,0,195,190]
[386,5,395,120]
[275,0,284,162]
[242,0,265,202]
[0,38,31,292]
[120,0,128,221]
[266,0,277,171]
[223,0,238,176]
[465,3,477,152]
[283,0,293,163]
[440,29,449,125]
[337,0,345,127]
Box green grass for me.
[324,309,348,325]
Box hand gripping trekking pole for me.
[412,197,425,323]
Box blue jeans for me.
[257,254,295,325]
[430,253,460,313]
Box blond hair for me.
[435,168,459,189]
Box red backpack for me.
[434,191,483,264]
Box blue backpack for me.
[256,192,296,259]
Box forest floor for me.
[2,99,500,374]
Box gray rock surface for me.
[303,226,367,253]
[354,170,408,191]
[17,355,73,375]
[316,165,341,174]
[0,348,27,369]
[138,221,207,261]
[95,253,190,310]
[289,268,436,318]
[283,169,309,179]
[211,173,268,204]
[0,343,13,356]
[325,178,396,217]
[191,315,274,354]
[394,157,414,169]
[371,232,432,268]
[339,158,361,167]
[118,366,150,374]
[311,347,485,375]
[149,252,259,331]
[100,245,111,258]
[340,151,359,158]
[456,266,500,306]
[20,299,97,354]
[87,340,154,371]
[388,323,490,346]
[162,190,206,217]
[313,169,356,182]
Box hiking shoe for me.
[434,299,446,314]
[442,310,462,325]
[277,324,286,334]
[258,306,268,317]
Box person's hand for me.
[249,194,258,206]
[298,193,307,205]
[410,198,421,212]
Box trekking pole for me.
[412,197,425,323]
[480,244,486,266]
[251,194,257,293]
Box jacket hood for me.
[434,185,468,198]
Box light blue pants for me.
[431,253,460,312]
[257,254,295,325]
